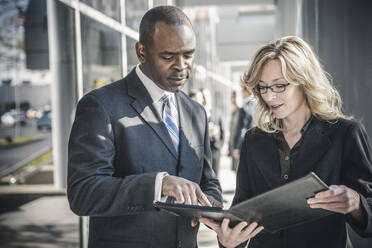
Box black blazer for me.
[67,69,222,248]
[233,117,372,248]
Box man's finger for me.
[183,190,192,205]
[189,185,198,205]
[196,187,212,206]
[173,190,185,204]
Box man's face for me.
[137,21,196,92]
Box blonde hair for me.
[242,36,349,132]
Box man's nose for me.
[174,56,187,71]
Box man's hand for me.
[200,218,264,248]
[162,175,212,206]
[162,175,212,228]
[307,185,362,218]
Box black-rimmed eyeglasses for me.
[254,83,290,94]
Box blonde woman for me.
[201,36,372,248]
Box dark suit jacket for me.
[233,117,372,248]
[233,100,254,150]
[67,69,222,248]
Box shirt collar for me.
[274,114,314,140]
[135,64,173,103]
[300,114,314,134]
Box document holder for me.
[153,172,333,233]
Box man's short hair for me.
[139,5,193,47]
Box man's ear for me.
[135,42,146,63]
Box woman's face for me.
[259,59,308,122]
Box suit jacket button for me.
[178,241,182,247]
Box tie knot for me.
[162,95,171,105]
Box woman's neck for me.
[282,106,311,135]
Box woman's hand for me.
[307,185,363,221]
[199,218,264,248]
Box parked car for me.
[36,110,51,130]
[1,110,26,127]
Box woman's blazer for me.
[233,117,372,248]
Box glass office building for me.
[0,0,237,188]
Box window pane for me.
[0,0,76,189]
[80,0,120,22]
[126,37,138,73]
[153,0,169,6]
[125,0,148,31]
[81,14,122,93]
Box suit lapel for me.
[251,132,282,189]
[291,118,331,179]
[126,70,178,159]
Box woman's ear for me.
[135,42,146,63]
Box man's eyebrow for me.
[161,49,195,55]
[161,51,177,55]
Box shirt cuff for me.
[154,172,169,203]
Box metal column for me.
[46,0,68,189]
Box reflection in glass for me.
[153,0,169,6]
[126,37,138,73]
[80,0,120,21]
[0,0,77,181]
[0,0,55,140]
[125,0,148,31]
[81,14,122,93]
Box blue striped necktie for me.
[162,95,179,153]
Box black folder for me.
[153,172,334,233]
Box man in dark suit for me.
[232,86,255,163]
[67,6,222,248]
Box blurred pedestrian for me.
[200,88,224,177]
[67,6,222,248]
[188,88,204,104]
[228,91,240,171]
[232,86,255,162]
